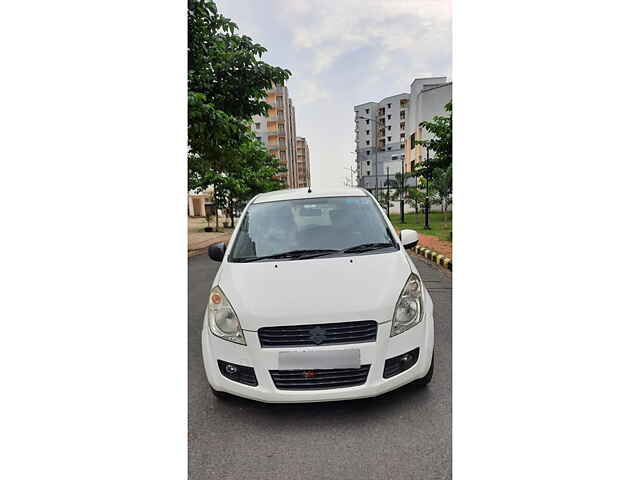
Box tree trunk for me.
[215,198,219,231]
[443,199,447,225]
[230,199,235,228]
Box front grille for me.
[258,320,377,348]
[270,365,371,390]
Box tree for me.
[188,0,291,200]
[189,0,290,121]
[416,100,452,171]
[218,139,287,227]
[390,172,411,200]
[406,187,425,214]
[430,166,452,225]
[412,100,452,229]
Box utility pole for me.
[400,159,405,224]
[424,145,430,230]
[386,167,390,217]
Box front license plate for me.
[278,349,361,370]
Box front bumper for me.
[201,316,434,403]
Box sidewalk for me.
[188,217,233,256]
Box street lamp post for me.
[386,167,390,217]
[400,159,405,223]
[424,145,430,230]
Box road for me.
[188,252,452,480]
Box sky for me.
[215,0,452,189]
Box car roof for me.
[252,187,368,204]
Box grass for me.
[388,210,452,243]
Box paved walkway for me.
[188,217,233,256]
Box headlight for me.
[391,273,423,337]
[207,286,246,345]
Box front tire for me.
[414,351,434,387]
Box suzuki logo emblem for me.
[309,326,327,345]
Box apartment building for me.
[354,93,409,190]
[251,84,305,189]
[295,136,311,188]
[354,77,451,191]
[405,78,452,174]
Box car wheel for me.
[414,351,434,388]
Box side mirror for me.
[208,242,226,262]
[399,229,419,250]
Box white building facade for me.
[295,136,311,188]
[354,77,452,192]
[251,84,301,188]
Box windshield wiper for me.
[236,249,340,262]
[341,242,395,254]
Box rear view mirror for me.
[400,229,419,250]
[300,207,322,217]
[208,242,227,262]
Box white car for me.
[201,187,434,403]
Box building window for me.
[257,136,262,142]
[400,110,406,120]
[400,121,405,130]
[366,161,370,166]
[387,146,392,151]
[366,140,370,146]
[255,122,260,129]
[410,133,416,150]
[366,119,370,125]
[366,130,370,135]
[387,103,391,108]
[387,114,391,120]
[391,155,398,160]
[366,150,370,155]
[365,108,369,114]
[366,170,371,176]
[411,161,415,172]
[387,136,391,142]
[387,126,391,131]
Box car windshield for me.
[228,196,398,262]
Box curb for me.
[412,246,453,272]
[188,247,209,257]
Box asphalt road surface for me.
[188,252,452,480]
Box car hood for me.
[218,251,412,331]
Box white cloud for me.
[291,79,330,105]
[275,0,451,75]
